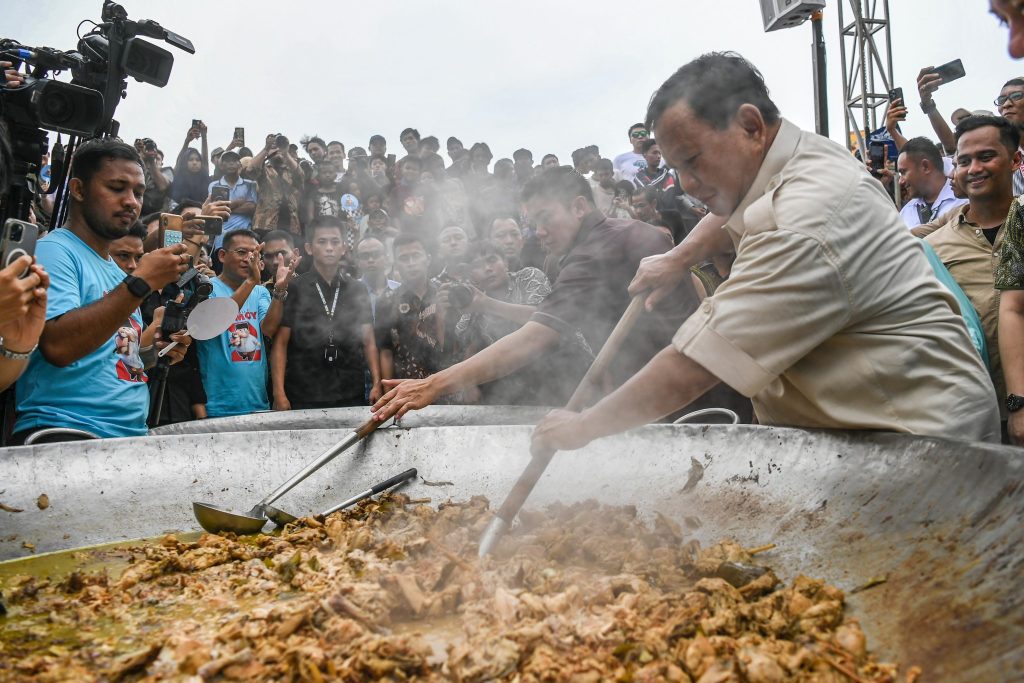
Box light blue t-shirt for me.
[197,277,271,417]
[15,229,148,438]
[208,176,258,249]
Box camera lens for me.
[9,224,23,242]
[40,89,74,124]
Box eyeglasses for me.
[631,130,650,139]
[995,91,1024,107]
[228,248,258,258]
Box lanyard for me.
[314,281,341,344]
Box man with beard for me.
[12,139,192,442]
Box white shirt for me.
[612,151,647,182]
[899,180,968,229]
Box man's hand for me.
[1,61,24,88]
[886,98,908,131]
[531,408,596,456]
[371,377,440,422]
[245,246,265,286]
[917,67,942,104]
[0,260,48,352]
[148,303,191,365]
[273,395,292,411]
[274,254,301,291]
[202,198,232,221]
[0,255,46,328]
[629,251,687,312]
[135,243,191,291]
[369,381,384,405]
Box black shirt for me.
[280,270,372,405]
[531,211,698,386]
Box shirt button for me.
[702,302,712,314]
[975,229,982,236]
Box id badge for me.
[324,344,338,363]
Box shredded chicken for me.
[0,495,913,681]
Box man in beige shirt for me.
[534,52,1000,452]
[920,116,1021,422]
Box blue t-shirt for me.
[208,176,258,248]
[197,277,271,417]
[15,229,148,438]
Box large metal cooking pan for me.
[148,405,552,435]
[1,424,1022,680]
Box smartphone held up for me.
[1,219,39,278]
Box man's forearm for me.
[271,329,288,401]
[432,321,559,395]
[261,298,284,338]
[235,201,256,217]
[926,108,956,155]
[674,213,733,269]
[148,161,170,191]
[380,349,394,380]
[478,297,536,325]
[0,358,27,392]
[40,286,145,367]
[577,347,720,440]
[1000,292,1024,395]
[363,326,381,385]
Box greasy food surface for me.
[0,496,918,682]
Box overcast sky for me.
[7,1,1020,168]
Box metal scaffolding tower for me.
[838,0,894,154]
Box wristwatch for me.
[1007,394,1024,413]
[0,337,36,360]
[272,288,288,302]
[123,274,152,299]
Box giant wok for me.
[1,417,1022,680]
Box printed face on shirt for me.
[113,318,146,382]
[525,195,588,257]
[109,235,145,274]
[654,101,772,218]
[305,226,345,269]
[230,321,261,361]
[956,124,1020,202]
[73,157,145,241]
[489,218,523,259]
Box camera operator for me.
[11,139,192,443]
[196,229,298,417]
[134,138,172,216]
[0,255,49,392]
[246,134,302,236]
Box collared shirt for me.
[531,211,696,386]
[376,283,451,380]
[925,204,1006,413]
[209,175,258,248]
[360,276,400,323]
[899,180,967,229]
[457,267,552,344]
[280,270,372,405]
[671,119,999,442]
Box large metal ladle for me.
[193,418,380,534]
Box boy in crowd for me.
[272,216,381,409]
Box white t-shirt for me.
[613,151,647,182]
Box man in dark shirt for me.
[271,216,379,410]
[376,234,453,382]
[372,166,698,420]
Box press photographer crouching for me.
[11,139,193,444]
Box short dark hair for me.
[466,240,504,264]
[900,137,944,171]
[541,153,558,164]
[628,122,647,135]
[369,134,386,145]
[126,222,147,241]
[469,142,492,160]
[632,185,659,204]
[512,148,532,162]
[400,128,420,141]
[222,229,259,251]
[263,229,295,247]
[303,135,327,151]
[327,140,344,150]
[1002,78,1024,89]
[368,208,388,221]
[641,139,660,154]
[420,135,440,152]
[646,52,781,131]
[489,215,520,233]
[306,214,345,243]
[594,158,613,172]
[521,166,595,207]
[71,139,142,185]
[393,232,427,255]
[176,198,203,214]
[447,136,462,147]
[955,114,1022,153]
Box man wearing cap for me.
[208,149,257,250]
[531,53,1000,454]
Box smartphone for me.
[192,118,202,129]
[868,141,887,178]
[210,185,230,203]
[888,87,906,121]
[234,127,245,145]
[932,59,966,85]
[197,215,223,236]
[159,213,183,248]
[1,219,39,278]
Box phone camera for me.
[9,224,23,242]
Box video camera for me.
[159,262,213,341]
[0,1,194,228]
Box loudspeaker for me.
[759,0,826,32]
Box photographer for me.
[246,134,302,236]
[12,139,192,443]
[135,138,172,216]
[0,255,48,392]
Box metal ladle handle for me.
[253,418,380,513]
[320,468,417,516]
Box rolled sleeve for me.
[672,230,850,397]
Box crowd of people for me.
[2,1,1024,447]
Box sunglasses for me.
[631,130,650,139]
[996,91,1024,108]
